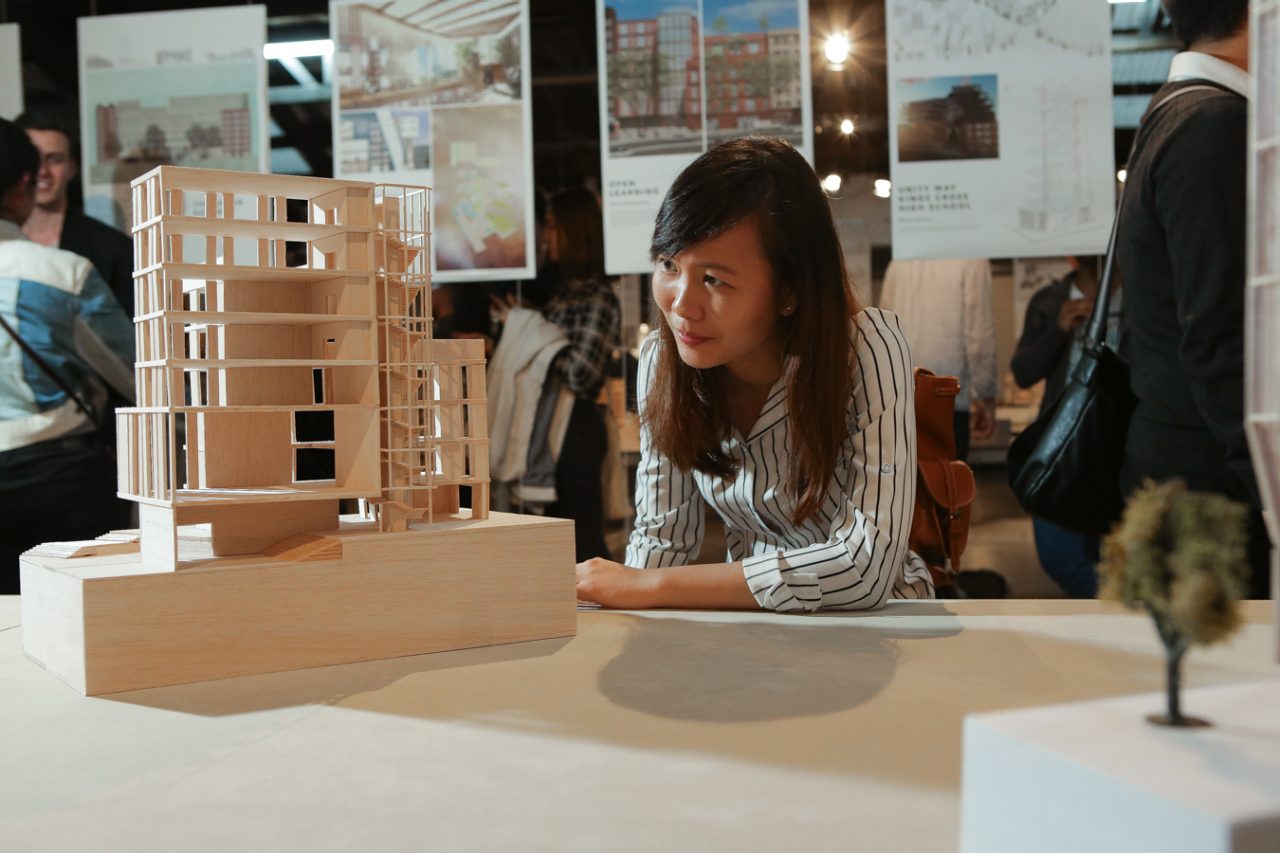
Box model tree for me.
[1099,479,1252,727]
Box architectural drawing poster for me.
[78,7,269,231]
[0,25,23,120]
[597,0,813,274]
[331,1,535,281]
[886,0,1114,260]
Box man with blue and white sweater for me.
[0,118,135,592]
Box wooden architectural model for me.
[20,167,575,695]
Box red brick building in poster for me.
[605,7,702,132]
[704,28,802,133]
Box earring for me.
[782,305,795,315]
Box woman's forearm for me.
[647,562,761,610]
[577,558,761,610]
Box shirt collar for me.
[744,375,789,443]
[0,219,27,242]
[1168,51,1251,99]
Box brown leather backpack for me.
[909,368,977,588]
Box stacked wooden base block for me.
[21,512,575,695]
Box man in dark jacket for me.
[16,107,134,314]
[1116,0,1270,597]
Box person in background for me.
[433,282,496,354]
[493,188,621,561]
[879,257,997,461]
[1116,0,1270,598]
[16,106,134,314]
[1011,256,1113,598]
[0,118,135,593]
[575,137,933,610]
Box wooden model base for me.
[20,511,575,696]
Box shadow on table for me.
[594,607,963,723]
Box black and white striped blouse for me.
[625,307,935,611]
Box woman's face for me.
[652,217,792,383]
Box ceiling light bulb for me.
[840,118,855,135]
[873,179,892,198]
[822,174,842,193]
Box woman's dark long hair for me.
[547,187,605,282]
[645,136,860,525]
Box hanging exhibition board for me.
[0,25,22,120]
[331,1,535,282]
[597,0,813,274]
[77,6,269,231]
[885,0,1114,260]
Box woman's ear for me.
[779,287,798,317]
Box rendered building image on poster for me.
[85,71,259,185]
[896,74,999,163]
[604,0,702,157]
[333,1,521,119]
[332,0,534,279]
[603,0,804,158]
[77,7,268,231]
[703,0,804,148]
[597,0,812,273]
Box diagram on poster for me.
[77,7,268,231]
[886,0,1113,260]
[598,0,812,274]
[1,25,22,120]
[331,1,534,281]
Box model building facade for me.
[118,166,489,569]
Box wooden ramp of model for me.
[19,166,575,696]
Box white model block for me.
[960,681,1280,853]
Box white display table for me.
[0,598,1275,851]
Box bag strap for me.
[0,312,97,421]
[1085,83,1226,346]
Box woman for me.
[575,137,933,611]
[1010,256,1109,598]
[495,187,621,561]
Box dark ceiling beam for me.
[268,101,330,177]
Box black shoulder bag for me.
[1006,84,1221,535]
[0,313,115,460]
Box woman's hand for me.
[489,292,525,325]
[576,558,662,609]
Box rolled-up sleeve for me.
[742,310,920,612]
[624,332,706,568]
